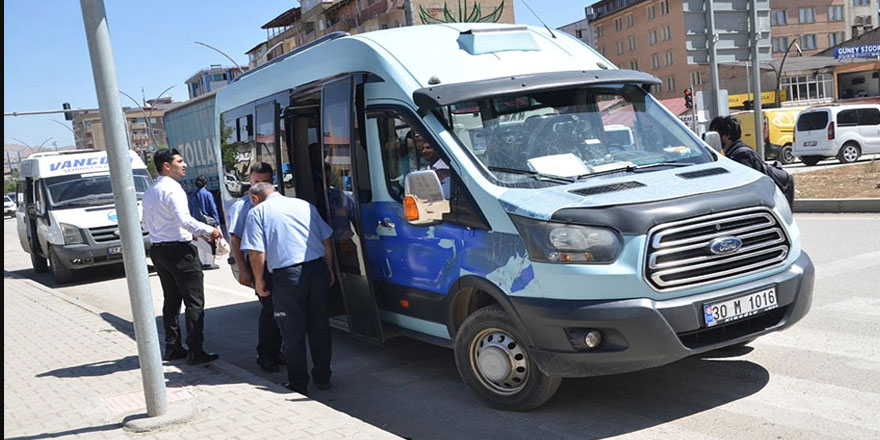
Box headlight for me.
[511,215,622,263]
[59,223,84,245]
[773,187,793,225]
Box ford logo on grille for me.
[709,236,743,255]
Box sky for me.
[3,0,594,150]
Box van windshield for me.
[45,169,152,208]
[797,112,829,131]
[434,84,712,186]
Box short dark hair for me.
[249,162,273,177]
[195,175,207,188]
[153,148,182,172]
[709,116,741,141]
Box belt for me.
[152,241,190,247]
[273,258,321,271]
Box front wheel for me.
[779,144,795,165]
[838,142,861,164]
[49,246,75,284]
[31,247,48,273]
[454,305,561,411]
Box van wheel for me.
[31,249,48,273]
[454,305,561,411]
[49,246,74,284]
[838,142,861,164]
[779,144,795,165]
[800,156,822,166]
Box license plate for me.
[803,141,817,147]
[108,246,122,256]
[704,287,778,327]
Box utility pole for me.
[750,0,764,159]
[79,0,168,422]
[706,0,722,119]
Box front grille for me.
[87,226,148,243]
[645,207,790,291]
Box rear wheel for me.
[454,305,561,411]
[779,144,795,165]
[837,142,861,164]
[800,156,822,166]
[49,246,75,284]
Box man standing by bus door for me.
[240,182,335,395]
[230,163,284,373]
[142,149,221,364]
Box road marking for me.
[815,251,880,280]
[818,296,880,318]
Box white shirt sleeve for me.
[168,186,214,236]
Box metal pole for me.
[706,0,722,119]
[750,0,764,159]
[194,41,245,76]
[79,0,167,417]
[404,0,414,26]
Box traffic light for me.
[683,88,693,109]
[62,102,73,121]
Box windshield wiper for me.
[488,166,575,184]
[54,194,113,208]
[577,162,694,180]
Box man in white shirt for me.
[142,149,221,364]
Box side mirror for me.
[403,170,450,225]
[703,131,722,152]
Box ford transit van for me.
[15,150,152,283]
[212,24,814,410]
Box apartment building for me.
[770,0,876,58]
[71,98,176,153]
[246,0,514,68]
[559,9,596,48]
[185,65,249,100]
[589,0,693,99]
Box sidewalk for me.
[3,274,400,440]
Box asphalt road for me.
[4,214,879,439]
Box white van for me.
[15,149,152,283]
[793,104,880,165]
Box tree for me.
[418,0,505,24]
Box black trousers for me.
[151,242,206,352]
[257,285,283,360]
[271,259,332,391]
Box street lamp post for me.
[194,41,246,76]
[52,119,80,147]
[775,39,803,107]
[120,85,174,153]
[11,136,54,154]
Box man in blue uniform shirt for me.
[188,175,220,270]
[240,182,335,395]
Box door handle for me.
[378,219,395,229]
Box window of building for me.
[854,0,869,6]
[576,29,583,38]
[665,50,673,66]
[615,17,623,31]
[662,25,671,41]
[829,5,844,21]
[782,74,834,103]
[598,47,606,56]
[660,0,669,15]
[647,4,655,20]
[631,60,639,70]
[597,25,604,38]
[799,7,815,23]
[666,75,676,92]
[690,71,702,86]
[626,13,634,27]
[628,36,636,51]
[650,29,657,45]
[651,54,660,69]
[773,36,790,53]
[617,40,625,54]
[771,9,788,25]
[801,34,817,50]
[829,31,846,46]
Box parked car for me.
[793,104,880,165]
[733,107,806,164]
[4,195,16,218]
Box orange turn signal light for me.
[404,195,419,221]
[400,299,410,308]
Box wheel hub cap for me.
[477,346,511,382]
[470,329,529,395]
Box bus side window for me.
[370,110,448,201]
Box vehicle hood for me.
[49,203,143,229]
[498,160,764,221]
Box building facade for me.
[769,0,876,58]
[71,98,175,153]
[559,7,596,48]
[246,0,514,68]
[185,65,249,100]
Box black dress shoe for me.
[280,382,307,395]
[314,381,331,391]
[187,351,219,364]
[257,357,280,373]
[163,347,188,361]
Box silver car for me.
[4,195,16,218]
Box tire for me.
[779,144,795,165]
[49,246,75,284]
[800,156,822,167]
[454,305,561,411]
[31,249,48,273]
[837,142,861,164]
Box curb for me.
[793,198,880,213]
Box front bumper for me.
[53,236,151,270]
[511,252,814,377]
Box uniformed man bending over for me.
[240,182,335,395]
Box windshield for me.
[435,84,712,187]
[45,169,152,207]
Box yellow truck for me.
[732,107,805,164]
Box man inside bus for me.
[230,162,284,373]
[414,131,451,199]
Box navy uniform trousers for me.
[271,258,332,392]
